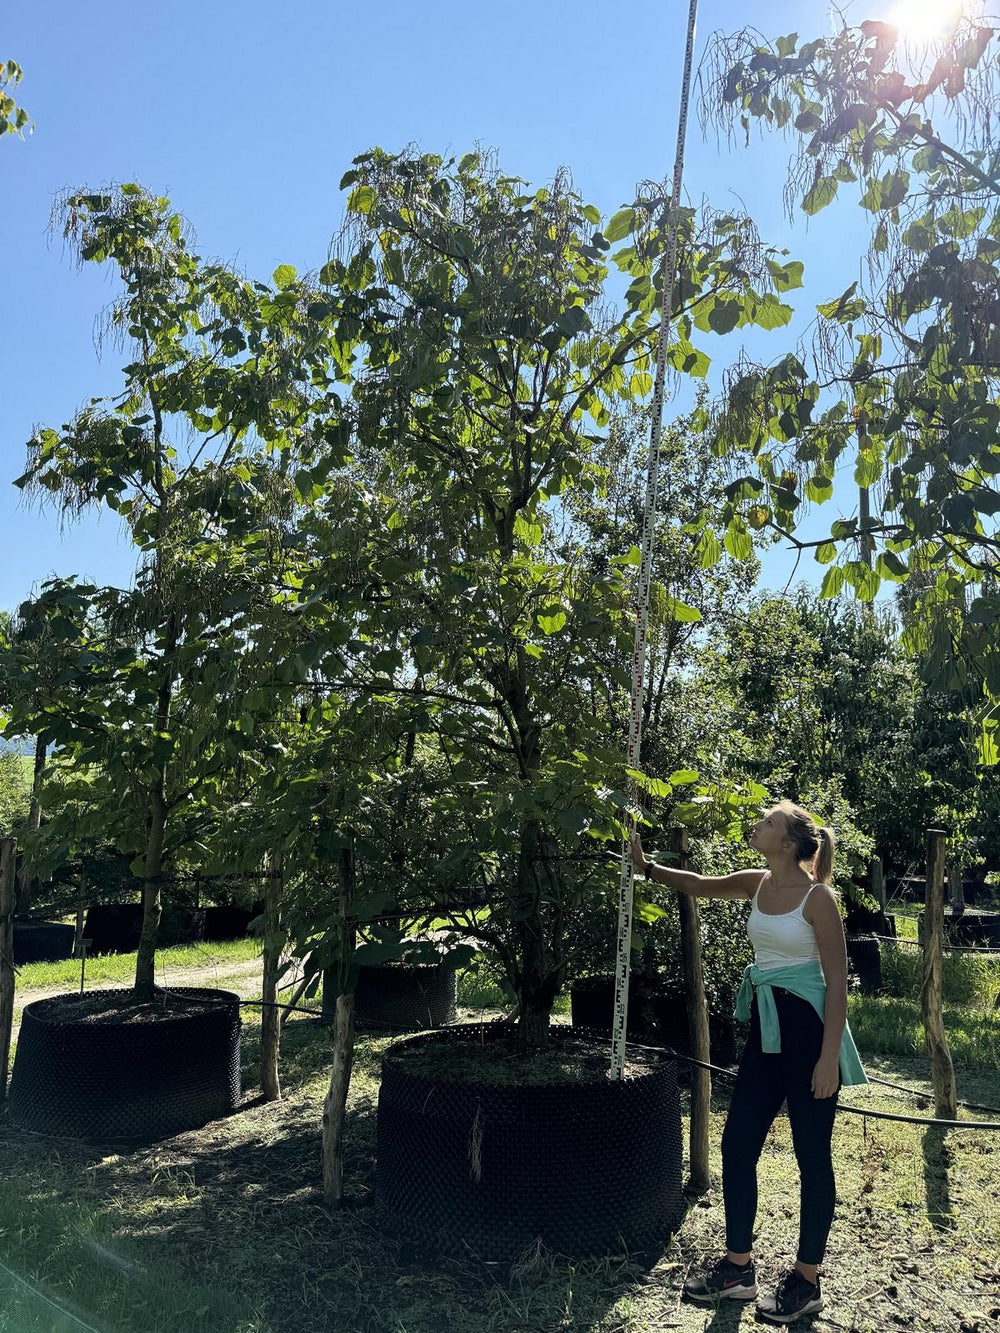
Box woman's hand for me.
[811,1055,839,1100]
[630,832,646,873]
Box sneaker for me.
[757,1267,823,1323]
[683,1254,757,1302]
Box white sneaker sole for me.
[757,1294,824,1322]
[684,1283,758,1303]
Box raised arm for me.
[630,832,759,900]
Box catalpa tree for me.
[327,148,800,1047]
[10,186,364,999]
[701,17,1000,760]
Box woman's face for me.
[749,808,791,856]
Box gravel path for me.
[13,956,270,1014]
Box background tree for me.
[701,18,1000,762]
[10,186,358,999]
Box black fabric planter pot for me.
[377,1025,684,1260]
[845,901,896,937]
[323,961,458,1029]
[82,904,206,954]
[13,921,76,965]
[846,935,883,994]
[917,909,1000,948]
[569,974,738,1071]
[963,881,985,907]
[202,904,262,942]
[8,987,242,1142]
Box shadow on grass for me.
[2,1047,694,1333]
[921,1123,956,1231]
[240,1014,405,1100]
[697,1303,757,1331]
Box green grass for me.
[889,903,921,939]
[880,940,1000,1010]
[849,992,1000,1069]
[1,1005,997,1333]
[0,1185,265,1333]
[16,938,262,992]
[2,948,998,1332]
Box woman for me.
[631,801,867,1324]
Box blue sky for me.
[2,0,886,612]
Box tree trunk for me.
[134,785,167,1002]
[921,829,957,1120]
[260,852,284,1101]
[322,993,356,1205]
[491,512,566,1052]
[390,705,418,873]
[0,839,16,1100]
[515,822,563,1052]
[14,735,46,914]
[670,829,711,1194]
[134,613,178,1003]
[322,844,357,1206]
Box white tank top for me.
[746,872,822,971]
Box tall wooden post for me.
[0,839,17,1101]
[669,828,711,1194]
[73,873,88,958]
[921,829,957,1120]
[323,842,357,1205]
[870,857,886,912]
[260,853,284,1102]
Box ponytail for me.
[813,825,836,885]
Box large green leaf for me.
[802,175,838,215]
[663,595,702,622]
[820,565,844,597]
[537,610,567,634]
[347,184,376,215]
[605,208,637,242]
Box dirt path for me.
[14,956,269,1012]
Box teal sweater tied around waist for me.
[734,960,868,1087]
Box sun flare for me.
[887,0,966,40]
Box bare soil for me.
[26,988,240,1025]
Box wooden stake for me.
[670,828,711,1194]
[260,852,284,1102]
[921,829,957,1120]
[322,843,358,1206]
[0,839,17,1101]
[73,874,88,957]
[278,971,313,1030]
[322,991,356,1205]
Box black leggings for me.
[721,987,841,1265]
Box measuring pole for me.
[611,0,700,1079]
